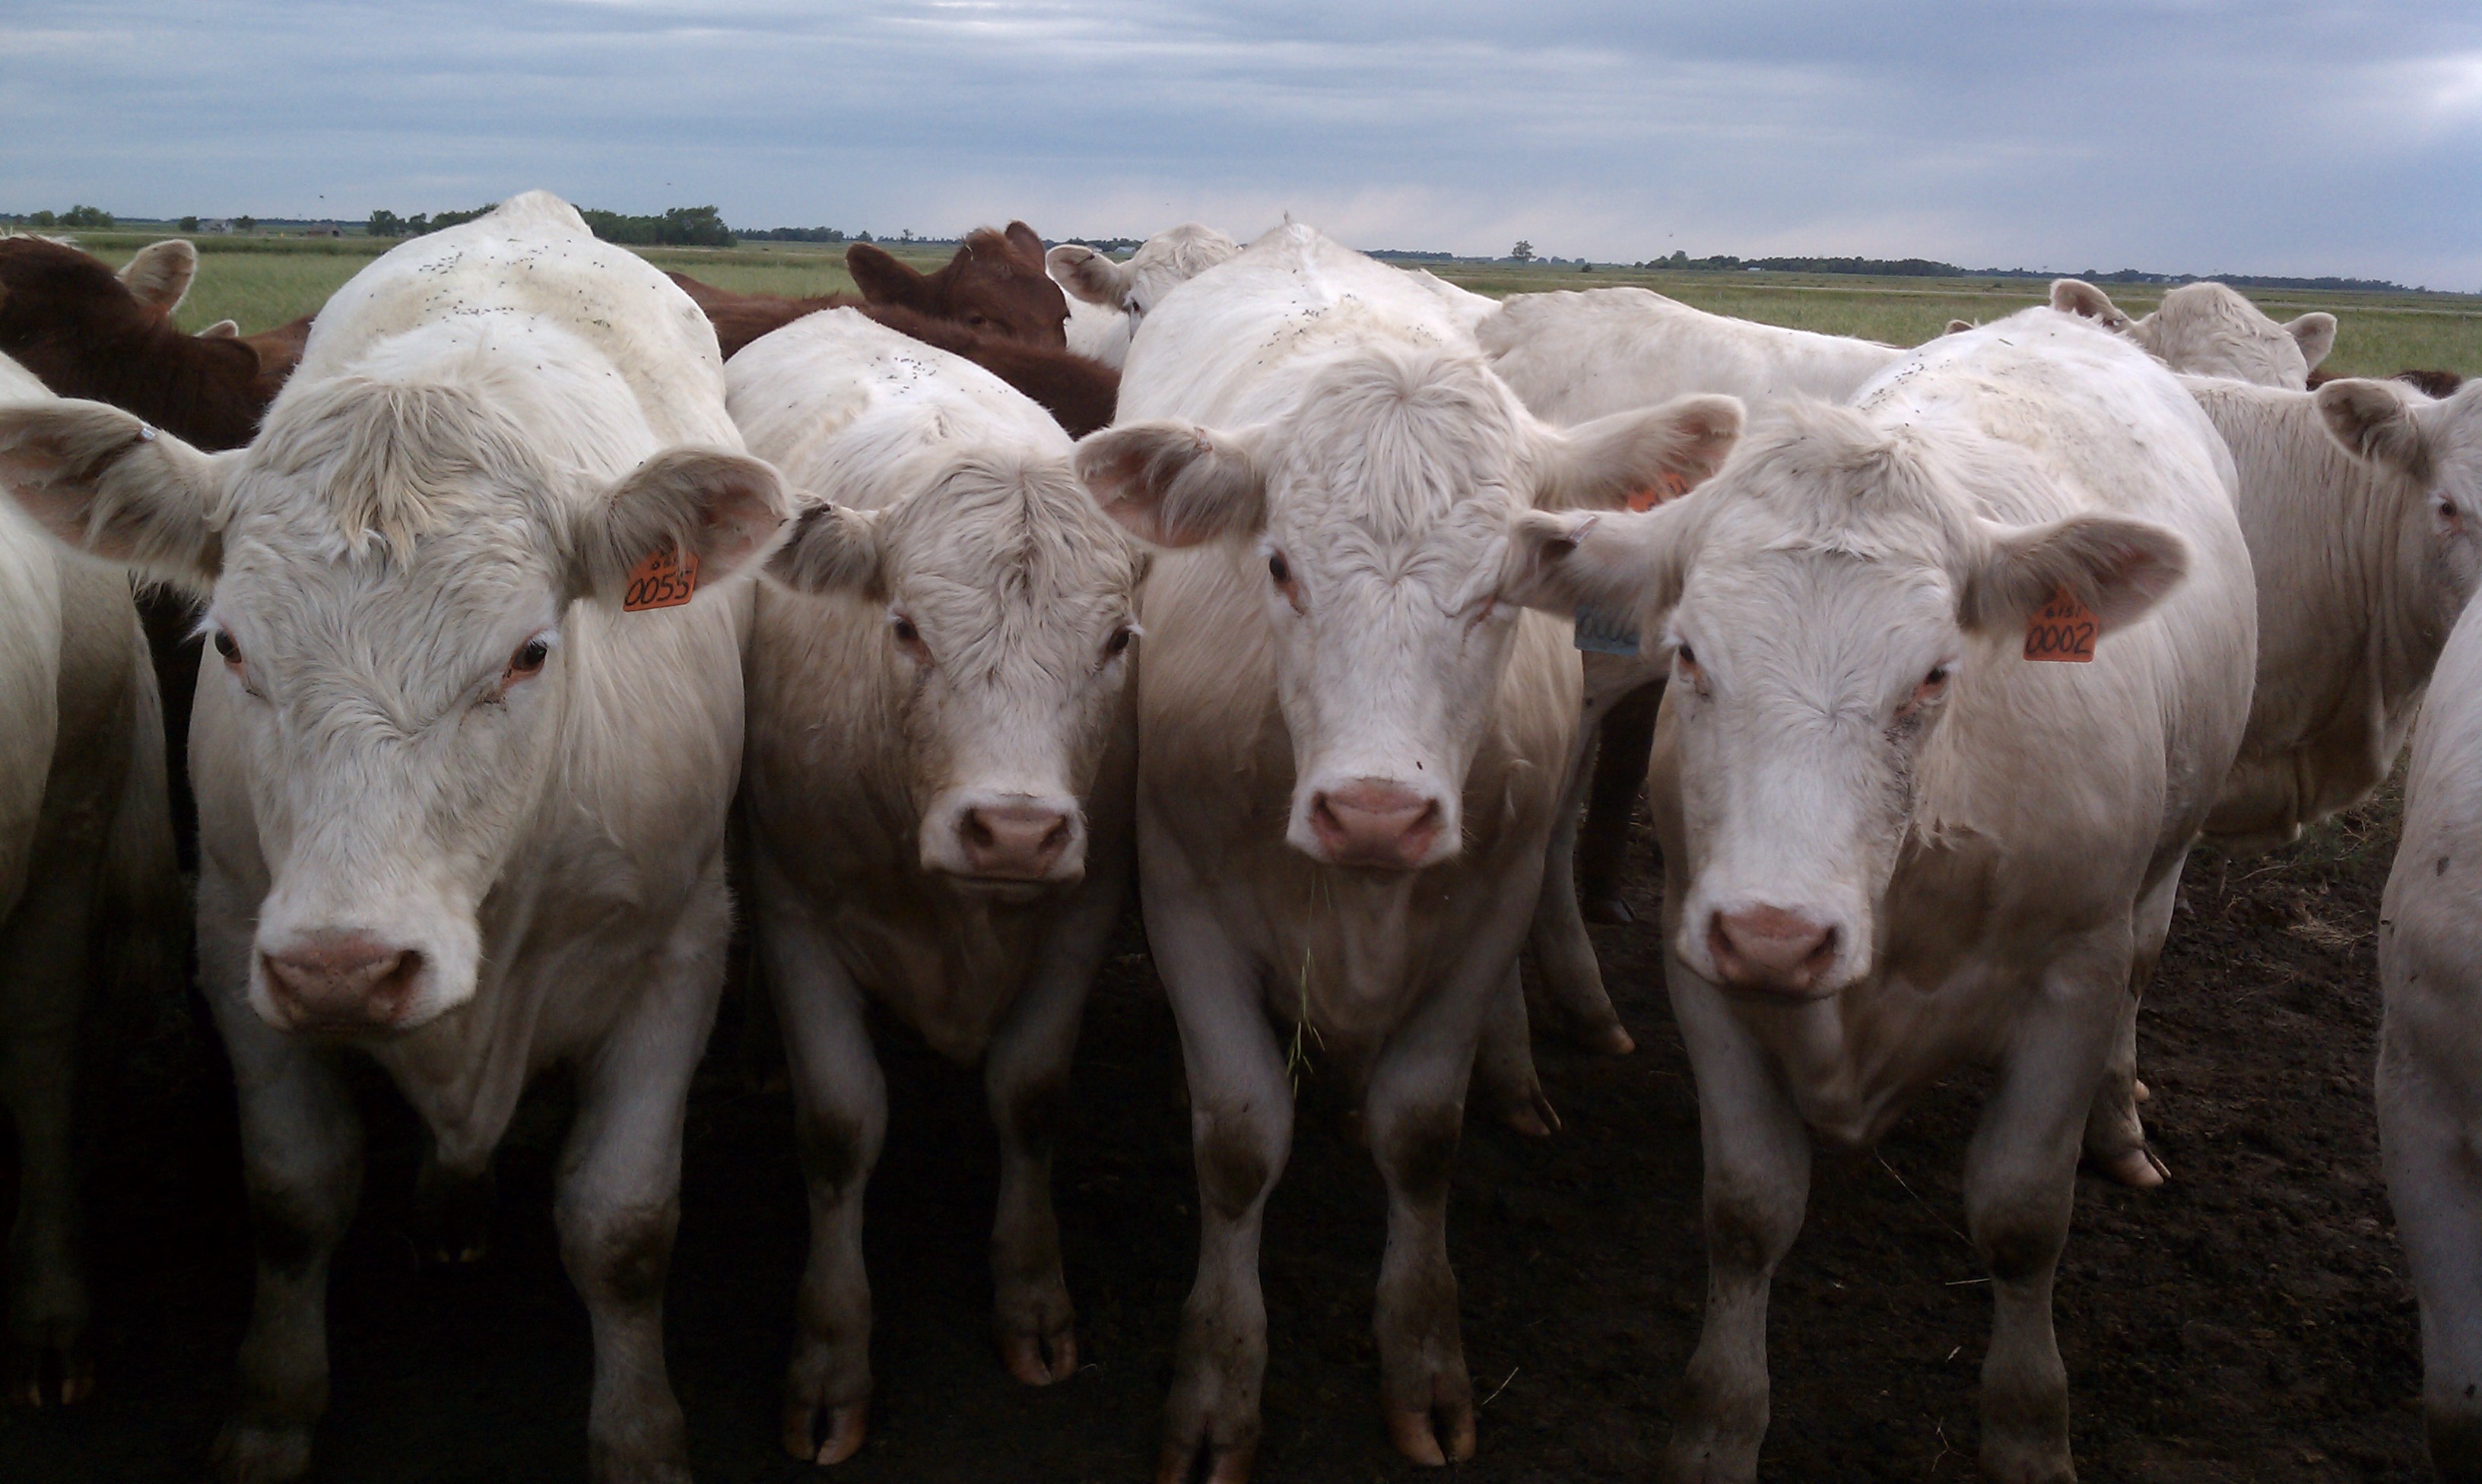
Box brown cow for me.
[671,269,1114,436]
[673,222,1068,358]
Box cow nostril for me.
[963,812,998,850]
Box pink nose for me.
[1308,779,1443,870]
[957,803,1076,880]
[1706,906,1839,995]
[261,935,424,1029]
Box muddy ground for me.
[0,783,2433,1482]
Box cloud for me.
[2,1,2475,286]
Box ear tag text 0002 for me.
[623,548,700,612]
[2023,585,2098,663]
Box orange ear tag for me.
[2023,585,2099,663]
[1627,468,1693,513]
[622,548,700,612]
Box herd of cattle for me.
[0,191,2477,1482]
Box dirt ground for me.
[0,782,2433,1482]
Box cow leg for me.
[1666,978,1810,1484]
[1964,956,2119,1484]
[554,914,724,1484]
[0,818,107,1409]
[207,1004,363,1484]
[2083,864,2178,1190]
[763,891,884,1466]
[1366,988,1485,1467]
[1149,875,1292,1484]
[1473,963,1557,1136]
[2379,1009,2482,1481]
[985,857,1122,1387]
[413,1139,494,1267]
[1523,702,1634,1056]
[1576,681,1661,925]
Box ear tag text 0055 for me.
[2023,584,2098,663]
[623,548,700,612]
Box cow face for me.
[2321,377,2482,636]
[1048,224,1242,318]
[2052,278,2332,389]
[1499,405,2186,996]
[1082,345,1739,871]
[847,224,1070,347]
[767,455,1143,893]
[0,387,787,1032]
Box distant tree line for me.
[366,205,732,247]
[7,205,116,229]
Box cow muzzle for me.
[1300,778,1452,871]
[924,792,1088,888]
[1704,905,1844,999]
[257,932,429,1032]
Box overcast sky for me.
[5,2,2477,286]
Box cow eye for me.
[506,637,551,680]
[1268,553,1290,586]
[1674,643,1697,671]
[891,613,931,661]
[1924,664,1950,689]
[212,629,241,664]
[1104,625,1134,657]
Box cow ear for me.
[1074,420,1265,548]
[1003,221,1046,268]
[573,448,792,604]
[2317,378,2430,481]
[1046,244,1132,309]
[1533,394,1743,512]
[1944,319,1974,336]
[846,243,927,309]
[2049,279,2131,332]
[2286,312,2338,373]
[200,319,240,338]
[1963,515,2188,637]
[1497,503,1696,642]
[765,500,885,600]
[0,401,231,589]
[118,239,197,314]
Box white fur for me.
[1047,224,1242,368]
[727,306,1144,1430]
[0,191,789,1482]
[1499,308,2256,1479]
[2052,278,2334,388]
[2379,590,2482,1476]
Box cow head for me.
[0,382,789,1032]
[847,224,1069,347]
[766,452,1142,894]
[1499,403,2187,997]
[1081,344,1740,871]
[1047,224,1243,320]
[2050,278,2333,389]
[2320,376,2482,636]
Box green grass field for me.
[58,231,2482,380]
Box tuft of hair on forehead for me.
[1268,342,1528,541]
[251,376,548,555]
[1710,401,1983,563]
[885,447,1135,591]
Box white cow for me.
[2379,572,2482,1484]
[2080,376,2482,1189]
[0,192,792,1482]
[1074,224,1741,1480]
[1477,287,1908,1048]
[726,308,1144,1464]
[1499,308,2255,1482]
[1046,224,1243,366]
[2051,278,2336,389]
[0,352,180,1406]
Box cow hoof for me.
[2134,1078,2152,1104]
[1155,1437,1257,1484]
[783,1396,869,1466]
[210,1419,315,1483]
[999,1323,1078,1386]
[1385,1400,1477,1467]
[7,1328,93,1407]
[2094,1146,2169,1189]
[1575,1019,1636,1055]
[1500,1089,1560,1139]
[1582,893,1636,926]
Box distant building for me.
[302,221,344,238]
[199,219,233,234]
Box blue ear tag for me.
[1573,607,1640,655]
